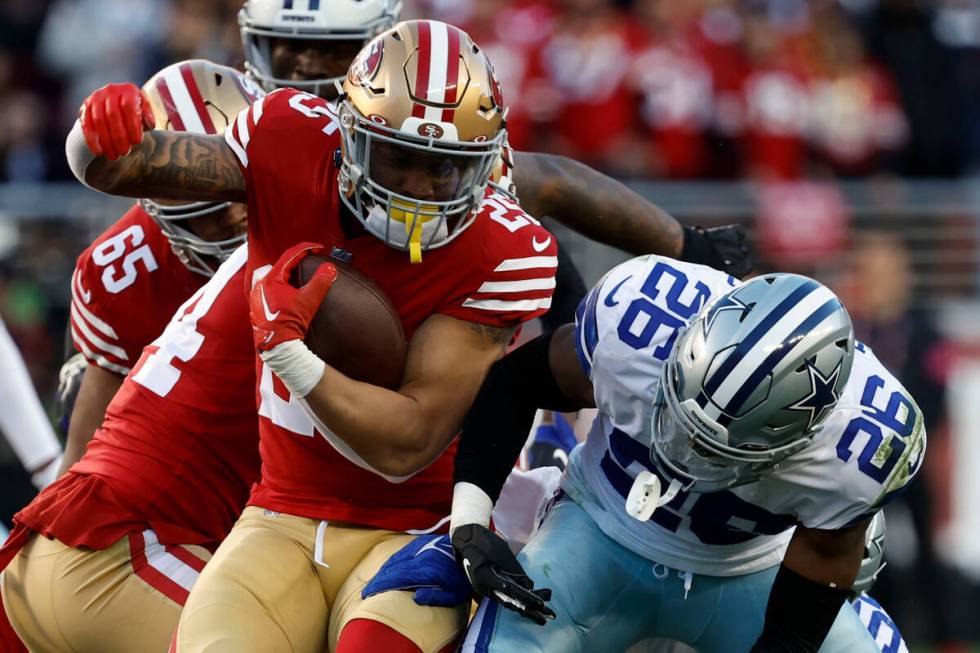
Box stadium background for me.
[1,0,979,650]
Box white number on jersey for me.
[91,225,159,294]
[484,193,540,233]
[133,246,247,396]
[287,92,339,136]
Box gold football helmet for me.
[338,20,507,263]
[140,60,264,276]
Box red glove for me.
[250,243,338,352]
[79,83,156,161]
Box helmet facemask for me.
[139,199,244,277]
[337,98,504,263]
[238,0,401,97]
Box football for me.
[292,254,407,389]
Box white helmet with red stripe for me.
[239,0,401,97]
[140,60,264,276]
[337,20,507,263]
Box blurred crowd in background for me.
[2,0,980,649]
[5,0,980,184]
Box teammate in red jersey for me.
[59,59,262,476]
[0,62,262,653]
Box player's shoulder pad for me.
[447,190,558,326]
[574,255,737,377]
[771,344,926,529]
[70,205,168,374]
[224,88,340,169]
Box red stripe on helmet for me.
[412,20,432,119]
[441,25,461,123]
[180,63,217,134]
[154,78,186,131]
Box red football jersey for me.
[10,246,259,552]
[70,204,203,375]
[225,88,558,531]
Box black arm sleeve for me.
[454,330,582,503]
[540,242,587,332]
[750,565,851,653]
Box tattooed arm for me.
[68,123,246,203]
[513,151,683,257]
[302,314,516,478]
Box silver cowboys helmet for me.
[139,60,264,277]
[239,0,402,96]
[652,273,855,493]
[851,512,887,597]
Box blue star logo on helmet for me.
[702,293,753,336]
[786,359,843,432]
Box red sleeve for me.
[223,88,340,181]
[440,190,558,328]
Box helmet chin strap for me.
[625,471,684,522]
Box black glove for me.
[680,224,752,278]
[451,523,556,626]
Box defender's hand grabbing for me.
[452,523,556,626]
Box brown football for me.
[292,255,407,389]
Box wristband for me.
[450,481,493,536]
[259,340,326,398]
[66,120,95,188]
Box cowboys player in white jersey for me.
[449,256,925,652]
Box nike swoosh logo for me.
[260,286,280,321]
[462,558,474,583]
[416,538,456,562]
[531,235,552,253]
[604,275,632,307]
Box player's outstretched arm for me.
[57,364,124,476]
[512,152,752,277]
[750,520,869,652]
[66,83,245,203]
[450,326,588,625]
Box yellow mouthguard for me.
[390,199,438,264]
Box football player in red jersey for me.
[59,20,749,653]
[0,62,262,653]
[57,60,263,477]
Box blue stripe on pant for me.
[462,499,880,653]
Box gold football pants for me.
[174,506,468,653]
[2,530,210,652]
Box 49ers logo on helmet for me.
[486,61,504,109]
[417,123,445,138]
[349,38,384,86]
